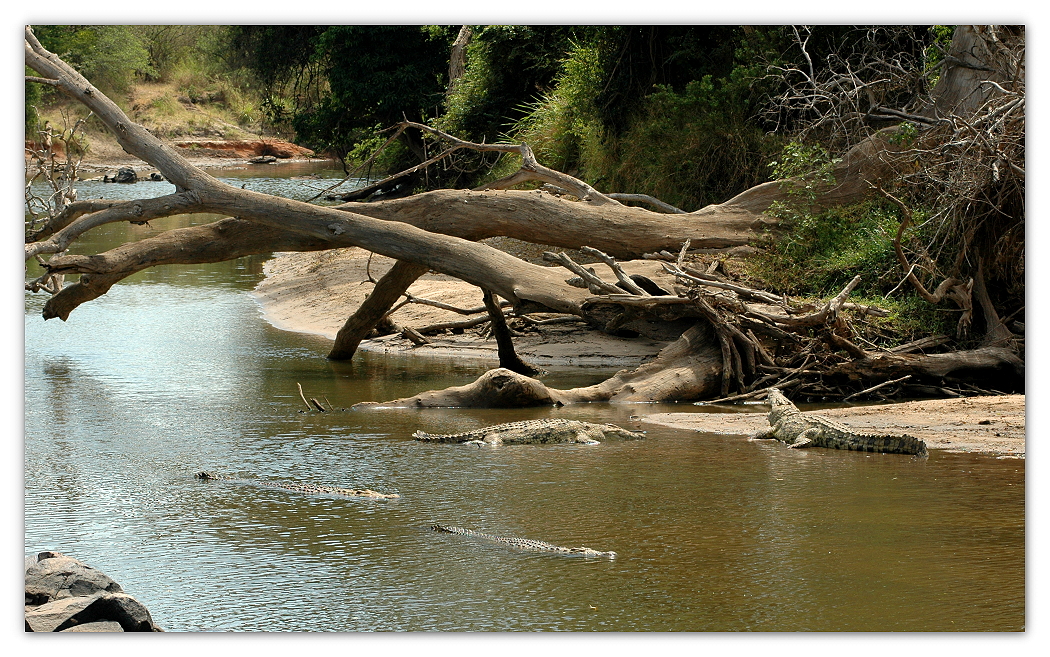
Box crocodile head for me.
[601,424,646,440]
[766,388,799,424]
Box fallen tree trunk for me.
[354,309,1024,408]
[825,347,1024,392]
[354,322,724,408]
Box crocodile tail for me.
[913,438,930,458]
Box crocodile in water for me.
[413,418,645,446]
[750,388,929,457]
[431,524,616,558]
[194,472,400,498]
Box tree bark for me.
[481,288,539,375]
[354,322,724,408]
[825,347,1023,392]
[328,260,430,360]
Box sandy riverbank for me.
[251,248,1026,457]
[75,153,329,176]
[252,247,678,368]
[644,395,1025,458]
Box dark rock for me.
[59,620,124,632]
[86,592,158,631]
[149,172,165,181]
[113,167,138,183]
[248,155,278,164]
[25,551,122,606]
[26,592,159,632]
[24,552,161,631]
[25,592,104,632]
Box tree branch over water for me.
[24,25,1024,404]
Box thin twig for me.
[843,375,912,401]
[296,383,311,411]
[542,251,623,295]
[698,379,802,405]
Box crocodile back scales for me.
[412,418,644,444]
[195,472,399,498]
[764,388,928,456]
[431,524,616,558]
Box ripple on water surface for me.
[25,173,1024,631]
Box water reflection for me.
[24,166,1024,632]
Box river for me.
[24,162,1025,631]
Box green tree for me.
[440,26,587,142]
[228,25,454,165]
[32,25,154,94]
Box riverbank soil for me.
[253,249,1025,457]
[59,139,323,176]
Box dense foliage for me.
[32,25,155,94]
[227,25,455,164]
[442,26,791,209]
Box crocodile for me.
[750,388,929,457]
[194,472,400,498]
[431,524,616,558]
[412,418,645,446]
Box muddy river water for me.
[24,163,1024,631]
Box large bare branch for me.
[25,193,201,261]
[25,27,594,316]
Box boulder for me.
[113,167,137,183]
[25,591,159,632]
[24,551,161,631]
[248,155,278,164]
[59,620,124,632]
[25,592,105,632]
[25,551,122,605]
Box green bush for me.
[476,27,788,209]
[747,196,963,342]
[439,26,584,144]
[751,199,903,296]
[586,71,782,210]
[504,42,604,173]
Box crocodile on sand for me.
[413,418,645,446]
[750,388,929,457]
[194,472,400,498]
[431,524,616,558]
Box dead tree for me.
[23,25,1023,407]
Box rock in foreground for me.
[24,551,162,632]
